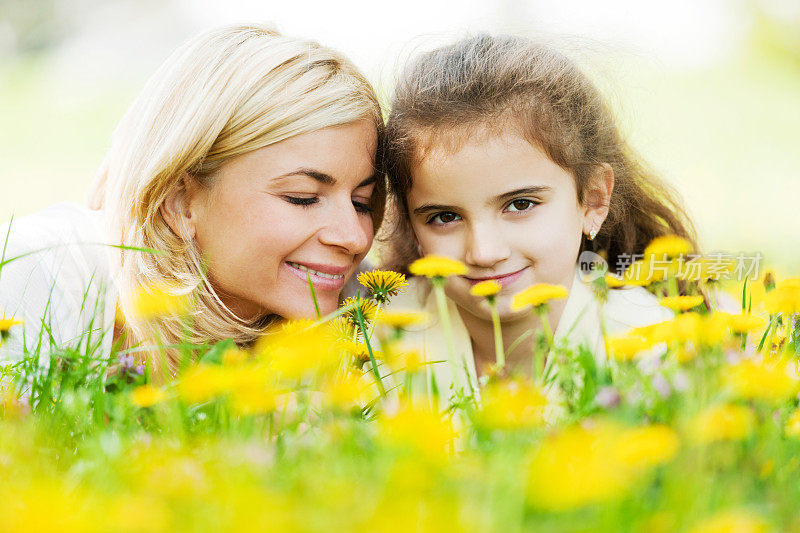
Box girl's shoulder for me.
[602,284,674,333]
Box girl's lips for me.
[464,266,530,287]
[284,261,349,291]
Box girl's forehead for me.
[409,130,572,193]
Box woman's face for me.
[184,120,378,320]
[406,130,612,323]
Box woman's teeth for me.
[287,262,344,280]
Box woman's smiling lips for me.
[284,260,350,291]
[464,266,530,287]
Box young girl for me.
[381,34,697,396]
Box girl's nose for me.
[318,202,371,255]
[464,222,511,268]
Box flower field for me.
[1,237,800,532]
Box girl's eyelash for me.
[425,198,539,225]
[505,198,540,212]
[426,212,461,225]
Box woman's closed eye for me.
[352,199,373,214]
[284,195,318,207]
[284,195,373,214]
[504,198,539,213]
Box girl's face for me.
[407,130,612,322]
[177,120,378,320]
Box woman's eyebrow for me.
[273,170,378,188]
[275,168,336,185]
[493,186,551,203]
[357,175,378,188]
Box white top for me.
[0,202,117,367]
[386,266,674,420]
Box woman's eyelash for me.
[353,201,373,214]
[284,195,373,214]
[284,196,318,207]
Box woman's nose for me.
[464,222,511,268]
[318,202,371,255]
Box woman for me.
[0,24,385,377]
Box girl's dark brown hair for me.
[380,33,698,275]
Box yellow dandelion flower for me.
[526,422,636,511]
[721,358,799,404]
[376,310,429,329]
[340,296,378,327]
[0,316,22,332]
[130,385,168,408]
[763,278,800,315]
[256,322,339,379]
[644,234,692,259]
[130,282,191,320]
[357,269,408,303]
[0,315,23,341]
[337,338,382,367]
[408,255,467,278]
[382,341,424,373]
[784,408,800,438]
[637,312,731,349]
[470,279,502,298]
[396,348,424,374]
[228,383,280,416]
[688,509,768,533]
[327,316,356,340]
[321,371,371,410]
[671,312,702,340]
[378,402,458,460]
[674,345,698,363]
[659,295,705,312]
[615,424,680,469]
[221,347,249,366]
[604,274,627,288]
[511,283,568,311]
[722,313,767,334]
[478,380,547,430]
[698,312,730,346]
[176,364,234,403]
[676,256,736,282]
[690,404,755,444]
[607,334,652,361]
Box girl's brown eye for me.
[507,199,535,212]
[429,211,461,225]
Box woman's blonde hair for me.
[89,23,385,377]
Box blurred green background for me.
[1,0,798,272]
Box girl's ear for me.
[160,173,200,241]
[582,163,615,236]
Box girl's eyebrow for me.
[273,168,378,188]
[494,186,551,203]
[412,185,552,216]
